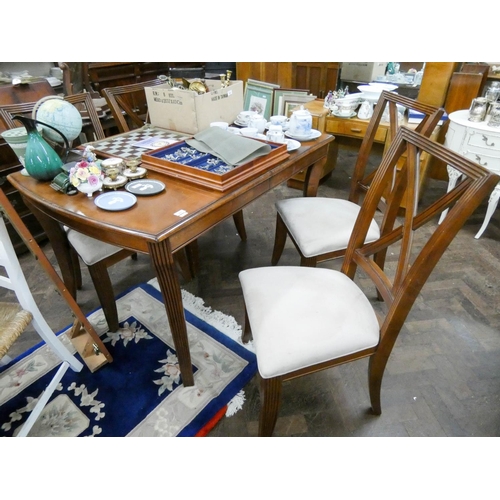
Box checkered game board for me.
[87,125,190,159]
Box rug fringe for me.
[147,279,255,353]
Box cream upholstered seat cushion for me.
[276,197,380,258]
[239,266,380,379]
[65,228,122,266]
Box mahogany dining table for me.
[8,128,334,386]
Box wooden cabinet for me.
[236,62,340,98]
[293,63,340,98]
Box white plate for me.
[284,139,301,151]
[234,119,250,127]
[332,111,357,118]
[95,191,137,211]
[285,129,321,141]
[125,179,165,196]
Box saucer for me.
[95,191,137,211]
[284,139,301,152]
[234,119,251,127]
[125,179,165,196]
[332,111,357,118]
[285,129,321,141]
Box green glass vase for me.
[13,115,69,182]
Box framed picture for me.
[272,88,310,115]
[244,82,275,120]
[281,93,317,117]
[247,78,281,89]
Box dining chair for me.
[103,78,248,251]
[0,215,83,437]
[0,92,106,145]
[1,99,192,332]
[102,79,165,133]
[271,91,445,267]
[239,126,500,436]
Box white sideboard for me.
[439,109,500,238]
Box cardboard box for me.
[340,62,388,83]
[145,80,244,135]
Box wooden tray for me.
[141,139,289,192]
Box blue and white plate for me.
[94,191,137,211]
[125,179,165,196]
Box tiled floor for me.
[2,140,500,436]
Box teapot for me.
[13,115,70,181]
[288,106,312,137]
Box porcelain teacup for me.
[210,121,229,130]
[270,115,288,128]
[249,114,267,134]
[237,111,256,125]
[240,127,258,138]
[266,125,285,143]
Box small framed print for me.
[244,82,275,120]
[273,88,310,115]
[281,93,316,117]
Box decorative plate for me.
[94,191,137,211]
[125,179,166,196]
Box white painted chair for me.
[0,216,83,437]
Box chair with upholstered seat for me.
[0,216,83,437]
[239,126,499,436]
[271,91,444,267]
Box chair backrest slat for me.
[342,126,499,357]
[349,91,445,205]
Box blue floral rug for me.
[0,282,256,437]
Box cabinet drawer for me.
[465,129,500,153]
[462,149,500,174]
[325,117,388,143]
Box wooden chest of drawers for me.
[325,115,389,143]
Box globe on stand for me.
[33,96,83,145]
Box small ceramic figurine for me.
[81,145,97,163]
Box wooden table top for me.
[9,132,334,254]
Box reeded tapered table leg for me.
[148,238,194,387]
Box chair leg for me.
[185,241,199,278]
[232,210,247,241]
[300,255,318,267]
[241,307,253,344]
[368,353,390,415]
[259,375,283,437]
[271,213,287,265]
[87,260,120,333]
[69,246,82,291]
[174,248,193,282]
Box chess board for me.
[86,126,190,160]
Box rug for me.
[0,282,256,437]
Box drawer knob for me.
[482,134,496,147]
[350,128,362,133]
